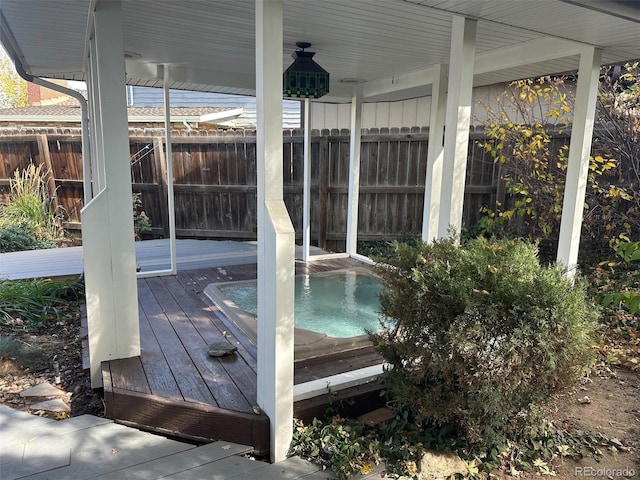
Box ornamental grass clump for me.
[0,164,61,242]
[370,237,599,452]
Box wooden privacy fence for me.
[0,127,516,251]
[0,133,85,228]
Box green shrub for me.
[370,237,599,452]
[290,417,381,480]
[0,224,56,253]
[132,192,152,240]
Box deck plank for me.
[161,275,259,406]
[2,442,70,480]
[161,454,266,479]
[109,356,151,394]
[90,441,253,480]
[138,305,184,400]
[47,415,114,433]
[23,422,194,480]
[0,406,58,446]
[228,455,324,480]
[294,346,383,384]
[0,240,329,281]
[138,280,218,406]
[176,270,258,364]
[145,276,253,413]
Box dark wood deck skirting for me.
[100,259,385,456]
[102,361,270,453]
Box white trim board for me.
[293,363,388,402]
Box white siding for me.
[129,83,572,131]
[311,97,433,130]
[310,85,555,130]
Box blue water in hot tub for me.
[217,272,383,338]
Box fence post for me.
[36,134,60,215]
[153,136,170,238]
[317,133,329,249]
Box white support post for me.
[302,98,311,261]
[79,51,93,204]
[422,64,448,242]
[346,88,363,255]
[556,47,602,277]
[439,16,477,239]
[82,0,140,388]
[87,37,104,193]
[137,64,178,277]
[161,65,177,274]
[255,0,295,463]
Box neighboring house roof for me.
[128,86,303,129]
[0,104,242,125]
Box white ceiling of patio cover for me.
[1,0,639,102]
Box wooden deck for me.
[102,257,385,457]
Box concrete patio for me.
[1,404,372,479]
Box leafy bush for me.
[0,277,84,329]
[358,231,420,260]
[587,238,640,371]
[598,239,640,314]
[475,74,637,260]
[132,192,152,240]
[370,237,599,452]
[0,223,56,253]
[290,417,381,480]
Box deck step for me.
[0,405,388,479]
[161,453,267,479]
[227,455,323,479]
[14,421,194,480]
[91,441,253,479]
[0,405,58,445]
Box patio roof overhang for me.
[3,0,640,465]
[2,0,640,103]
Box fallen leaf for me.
[610,437,623,447]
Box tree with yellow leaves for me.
[475,74,634,261]
[0,48,28,108]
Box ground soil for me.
[543,367,639,480]
[1,315,638,479]
[0,316,103,418]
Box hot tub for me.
[204,267,384,360]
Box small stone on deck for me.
[207,341,238,357]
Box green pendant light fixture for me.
[283,42,329,99]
